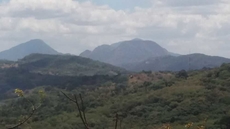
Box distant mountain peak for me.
[0,39,60,61]
[80,39,173,66]
[22,39,48,46]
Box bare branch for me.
[7,98,37,129]
[74,95,89,129]
[61,91,76,103]
[79,94,88,125]
[61,91,89,129]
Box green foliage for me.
[1,64,230,128]
[0,67,128,100]
[176,70,188,79]
[19,54,126,76]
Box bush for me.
[176,70,188,79]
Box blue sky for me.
[0,0,8,2]
[77,0,152,10]
[0,0,152,10]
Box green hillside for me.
[17,54,126,76]
[128,54,230,72]
[0,54,126,99]
[1,63,230,129]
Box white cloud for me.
[152,0,218,7]
[0,0,230,58]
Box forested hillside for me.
[126,54,230,72]
[17,54,126,76]
[1,63,230,129]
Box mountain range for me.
[0,38,230,72]
[80,38,230,71]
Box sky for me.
[0,0,230,57]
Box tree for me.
[61,91,122,129]
[176,70,188,79]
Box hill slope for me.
[1,64,230,128]
[17,54,126,76]
[80,39,171,66]
[0,39,59,61]
[128,53,230,71]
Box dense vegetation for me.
[18,54,126,76]
[1,63,230,129]
[0,67,127,100]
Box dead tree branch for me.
[7,98,39,129]
[61,91,122,129]
[61,91,89,129]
